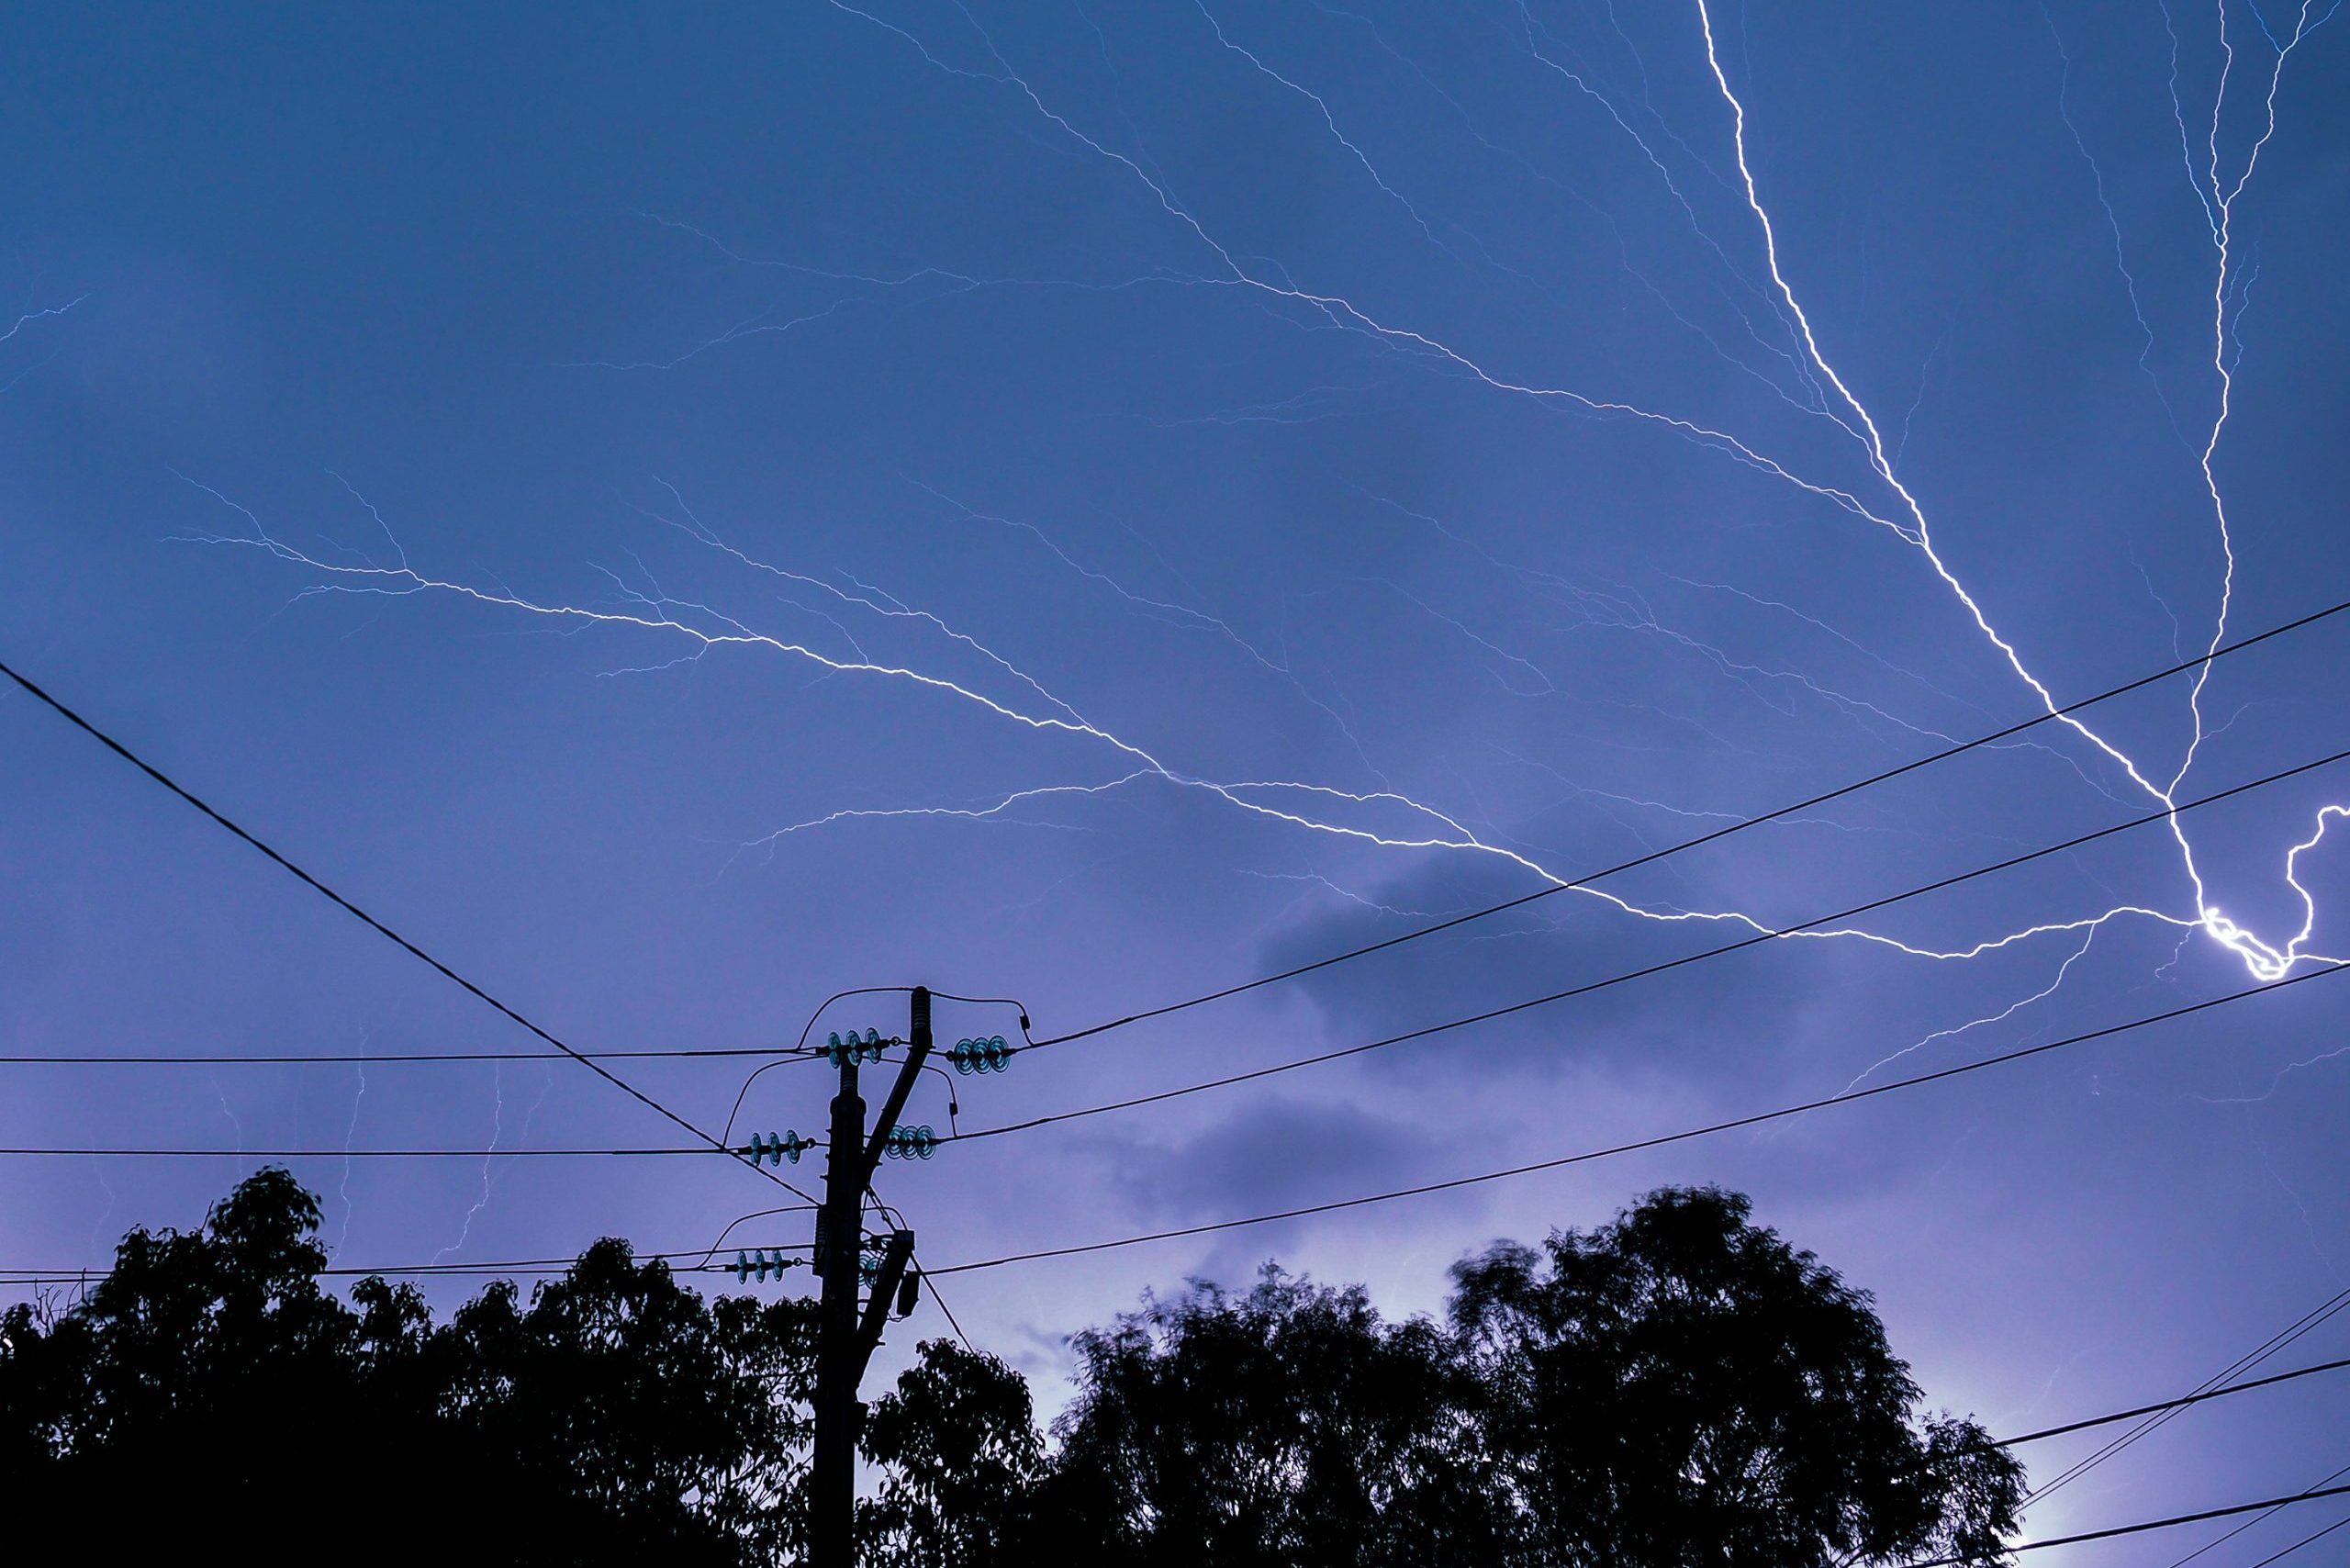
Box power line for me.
[949,741,2350,1148]
[723,1034,901,1146]
[1906,1481,2350,1566]
[2028,1285,2350,1506]
[2165,1460,2350,1568]
[0,1046,822,1066]
[1996,1354,2350,1446]
[929,959,2347,1275]
[0,1240,816,1287]
[12,623,2343,1394]
[0,653,817,1207]
[0,1267,576,1284]
[857,1183,972,1351]
[695,1202,823,1269]
[0,997,1027,1073]
[1026,594,2350,1050]
[0,1144,829,1159]
[917,1269,970,1345]
[0,658,966,1338]
[2241,1507,2350,1568]
[0,1005,1025,1069]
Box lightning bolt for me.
[1839,922,2108,1095]
[2041,1,2188,450]
[432,1058,504,1265]
[1237,862,1449,923]
[1688,0,2347,991]
[184,476,2217,974]
[2197,1041,2350,1106]
[209,1073,246,1156]
[194,1,2350,1104]
[334,1025,371,1260]
[0,290,85,399]
[0,292,86,350]
[84,1171,117,1267]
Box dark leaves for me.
[0,1175,2021,1567]
[0,1170,811,1563]
[1449,1185,2023,1567]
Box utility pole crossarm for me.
[856,1228,916,1363]
[861,986,934,1178]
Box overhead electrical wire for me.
[0,1044,887,1066]
[862,1184,973,1350]
[0,653,820,1209]
[0,1240,815,1286]
[0,1143,832,1159]
[0,995,1027,1070]
[2025,1282,2350,1506]
[691,1202,822,1269]
[17,717,2328,1138]
[1905,1481,2350,1566]
[1993,1352,2350,1446]
[927,958,2347,1275]
[946,741,2350,1148]
[2162,1459,2350,1568]
[6,599,2338,1112]
[6,614,2338,1551]
[10,620,2344,1357]
[0,1266,623,1284]
[1021,594,2350,1051]
[0,998,994,1330]
[2233,1503,2350,1568]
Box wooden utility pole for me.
[810,986,931,1568]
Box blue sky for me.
[5,2,2348,1555]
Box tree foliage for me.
[1037,1268,1509,1565]
[1449,1185,2021,1566]
[0,1173,2021,1565]
[0,1170,811,1560]
[859,1338,1041,1567]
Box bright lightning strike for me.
[197,1,2348,1097]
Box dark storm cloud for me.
[1248,852,1852,1095]
[1102,1096,1425,1226]
[6,1,2349,1538]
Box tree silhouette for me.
[1449,1185,2022,1566]
[1,1170,407,1548]
[2,1173,2022,1566]
[0,1170,812,1561]
[1035,1266,1510,1565]
[858,1338,1041,1566]
[431,1238,816,1560]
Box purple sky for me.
[5,4,2348,1558]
